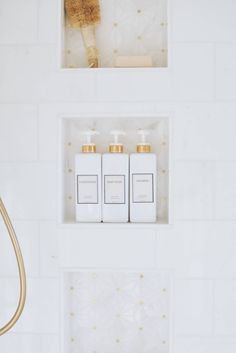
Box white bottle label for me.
[132,173,154,203]
[104,175,125,204]
[77,175,98,204]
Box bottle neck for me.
[137,144,151,153]
[109,144,123,153]
[82,144,96,153]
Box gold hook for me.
[0,198,26,336]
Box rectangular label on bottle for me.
[104,175,125,204]
[77,175,98,204]
[132,173,154,203]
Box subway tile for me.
[0,220,39,277]
[174,161,214,220]
[38,0,58,44]
[0,334,41,353]
[214,162,236,220]
[0,0,38,44]
[172,43,215,101]
[97,70,172,101]
[0,105,37,161]
[156,221,236,278]
[4,278,60,334]
[174,279,213,335]
[0,162,57,220]
[214,280,236,335]
[174,338,236,353]
[60,227,156,268]
[216,44,236,101]
[173,0,236,42]
[174,103,236,161]
[39,222,59,277]
[0,46,39,102]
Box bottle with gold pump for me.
[102,130,129,222]
[130,129,157,222]
[75,130,101,222]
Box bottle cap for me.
[137,129,151,153]
[109,130,126,153]
[82,130,99,153]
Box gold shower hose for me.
[0,198,26,336]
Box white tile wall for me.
[0,0,38,45]
[0,105,38,161]
[214,280,236,335]
[174,279,213,335]
[0,0,236,351]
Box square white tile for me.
[0,104,37,161]
[175,279,213,335]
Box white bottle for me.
[130,130,157,222]
[75,130,101,222]
[102,130,129,223]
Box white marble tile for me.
[174,161,214,220]
[175,279,213,335]
[0,162,57,220]
[0,0,38,44]
[214,280,236,335]
[0,104,37,161]
[39,222,59,277]
[174,103,236,161]
[97,70,172,101]
[0,220,39,277]
[156,221,236,278]
[0,46,39,102]
[60,228,156,268]
[216,44,236,101]
[5,278,60,334]
[173,0,236,42]
[214,162,236,220]
[0,333,41,353]
[174,338,236,353]
[173,43,215,101]
[38,0,58,44]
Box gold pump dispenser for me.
[81,130,99,153]
[109,130,126,153]
[137,129,151,153]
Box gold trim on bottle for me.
[137,144,151,153]
[82,145,96,153]
[109,144,123,153]
[0,198,26,336]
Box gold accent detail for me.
[82,144,96,153]
[109,144,123,153]
[0,198,26,336]
[139,300,144,305]
[137,144,151,153]
[92,325,97,330]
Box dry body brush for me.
[65,0,101,67]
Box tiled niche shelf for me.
[59,114,171,227]
[60,0,168,69]
[62,270,171,353]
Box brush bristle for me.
[65,0,101,28]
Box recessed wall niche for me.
[60,0,168,68]
[60,115,170,225]
[63,271,171,353]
